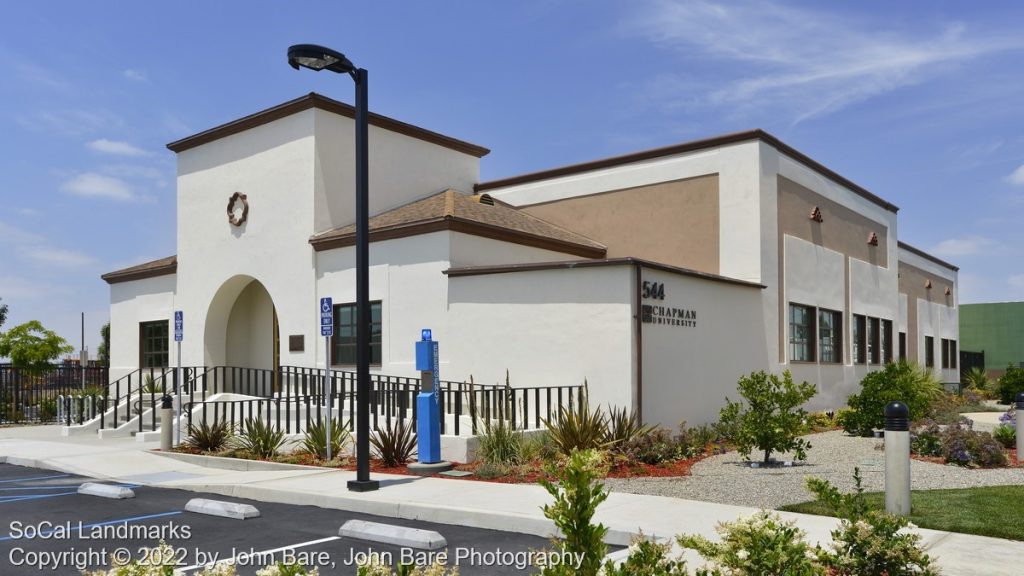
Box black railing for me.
[184,366,584,439]
[0,365,108,424]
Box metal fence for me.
[0,365,108,424]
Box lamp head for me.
[287,44,355,74]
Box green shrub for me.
[842,362,942,436]
[520,431,558,463]
[370,418,417,467]
[993,423,1016,449]
[236,417,286,459]
[474,461,511,480]
[910,422,944,457]
[185,419,233,453]
[477,418,524,466]
[998,365,1024,404]
[542,393,612,456]
[805,470,937,576]
[717,370,817,464]
[602,537,688,576]
[538,449,609,576]
[301,419,352,460]
[911,420,1007,467]
[37,398,58,421]
[962,367,991,392]
[678,510,825,576]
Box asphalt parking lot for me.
[0,463,561,575]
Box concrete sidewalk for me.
[0,428,1018,575]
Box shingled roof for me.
[102,255,177,284]
[309,189,606,258]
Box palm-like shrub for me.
[604,406,654,451]
[301,419,352,460]
[542,393,612,457]
[236,417,286,459]
[185,419,233,452]
[962,366,991,391]
[370,419,417,466]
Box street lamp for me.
[288,44,378,492]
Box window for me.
[853,314,867,364]
[789,304,815,362]
[818,309,842,363]
[925,336,935,367]
[868,317,880,364]
[139,321,169,368]
[881,320,893,364]
[899,332,907,361]
[332,301,382,365]
[950,340,957,369]
[941,338,950,369]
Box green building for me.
[960,301,1024,375]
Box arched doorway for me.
[204,275,279,394]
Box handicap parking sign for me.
[174,311,183,342]
[320,297,333,337]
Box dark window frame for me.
[867,317,880,364]
[853,314,867,364]
[925,335,935,368]
[950,340,957,369]
[899,332,907,361]
[789,303,816,363]
[881,320,893,364]
[817,308,843,364]
[139,320,169,368]
[941,338,950,369]
[331,301,383,367]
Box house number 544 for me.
[642,281,665,300]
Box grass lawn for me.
[780,485,1024,541]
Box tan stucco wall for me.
[898,261,955,362]
[520,174,720,274]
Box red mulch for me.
[163,447,709,483]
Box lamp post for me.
[288,44,379,492]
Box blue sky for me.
[1,1,1023,354]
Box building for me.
[102,93,959,428]
[960,301,1024,376]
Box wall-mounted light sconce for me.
[925,279,933,289]
[867,232,879,246]
[809,207,823,223]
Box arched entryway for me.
[204,275,279,394]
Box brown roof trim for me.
[102,255,177,284]
[898,241,959,272]
[444,257,766,289]
[310,216,607,259]
[166,93,490,158]
[476,129,898,214]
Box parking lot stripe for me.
[0,485,89,491]
[178,536,341,572]
[0,511,183,541]
[0,491,79,504]
[0,474,70,484]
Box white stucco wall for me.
[109,274,177,381]
[448,232,586,267]
[312,108,480,234]
[174,109,318,371]
[639,268,766,428]
[899,246,959,382]
[446,266,635,411]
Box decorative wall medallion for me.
[924,279,932,289]
[867,232,879,246]
[809,206,824,223]
[945,287,952,296]
[227,192,249,226]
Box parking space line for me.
[178,536,342,573]
[0,485,88,491]
[0,474,71,484]
[0,491,79,504]
[0,511,183,542]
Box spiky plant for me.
[236,417,286,459]
[604,406,654,451]
[301,418,352,460]
[370,418,417,467]
[542,389,612,457]
[185,419,233,453]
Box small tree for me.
[97,322,111,366]
[718,370,817,464]
[0,297,8,329]
[0,320,73,372]
[538,450,609,576]
[841,361,942,436]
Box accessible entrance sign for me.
[320,297,333,337]
[174,311,183,342]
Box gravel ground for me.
[604,430,1024,509]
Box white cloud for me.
[19,246,95,267]
[87,139,149,157]
[0,221,43,244]
[16,109,122,137]
[930,235,1000,257]
[1006,164,1024,186]
[628,1,1024,124]
[122,69,148,82]
[60,172,135,201]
